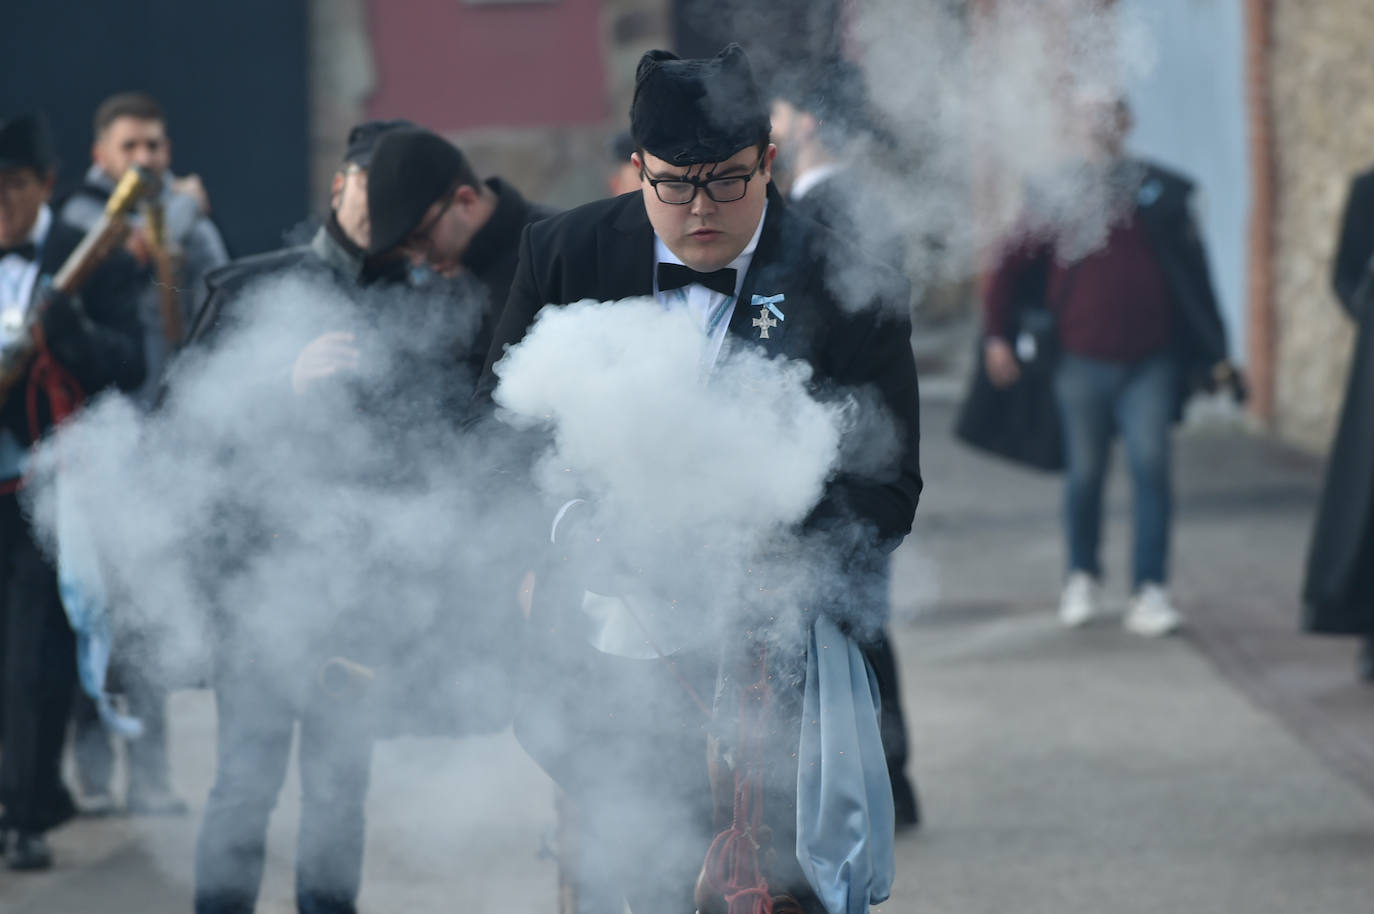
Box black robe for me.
[1302,167,1374,636]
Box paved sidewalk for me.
[882,395,1374,913]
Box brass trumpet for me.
[0,164,161,401]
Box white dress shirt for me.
[652,199,768,370]
[789,162,845,203]
[0,203,51,351]
[0,204,52,477]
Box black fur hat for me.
[630,44,771,166]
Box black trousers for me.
[0,493,78,835]
[193,662,374,914]
[862,629,919,820]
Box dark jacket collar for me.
[313,214,406,286]
[461,177,530,278]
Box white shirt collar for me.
[1,204,51,265]
[28,204,52,251]
[789,162,845,203]
[653,199,769,297]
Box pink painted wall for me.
[365,0,609,130]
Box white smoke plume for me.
[853,0,1156,268]
[692,0,1156,311]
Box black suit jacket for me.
[0,218,145,448]
[480,184,922,551]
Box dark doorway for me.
[1,0,310,256]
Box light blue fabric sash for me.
[796,614,895,914]
[55,476,143,739]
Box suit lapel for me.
[599,194,656,301]
[729,186,789,346]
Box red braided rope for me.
[0,323,87,496]
[699,647,773,914]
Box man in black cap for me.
[187,118,413,347]
[0,112,145,870]
[479,44,921,913]
[188,119,412,914]
[363,125,554,386]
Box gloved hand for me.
[1211,361,1249,405]
[38,288,86,343]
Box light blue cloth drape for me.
[796,614,895,914]
[55,476,143,739]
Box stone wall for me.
[309,0,669,215]
[1268,0,1374,452]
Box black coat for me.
[1302,167,1374,636]
[187,221,527,735]
[456,177,557,384]
[1132,162,1230,409]
[0,218,145,451]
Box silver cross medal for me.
[752,306,778,339]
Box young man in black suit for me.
[479,44,921,913]
[0,112,145,871]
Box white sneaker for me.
[1124,584,1184,637]
[1058,572,1102,628]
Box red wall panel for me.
[366,0,608,130]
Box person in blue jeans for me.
[981,96,1235,636]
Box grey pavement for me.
[4,379,1374,912]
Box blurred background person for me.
[605,130,641,197]
[61,89,230,818]
[62,91,228,405]
[0,112,145,871]
[188,119,411,914]
[980,97,1233,637]
[1302,162,1374,682]
[769,55,921,831]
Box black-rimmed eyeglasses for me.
[641,151,765,205]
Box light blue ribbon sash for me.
[796,614,894,914]
[56,476,143,739]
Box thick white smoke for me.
[853,0,1156,268]
[495,298,843,534]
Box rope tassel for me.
[695,648,803,914]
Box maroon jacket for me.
[984,213,1173,363]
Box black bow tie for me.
[657,262,737,296]
[0,242,36,262]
